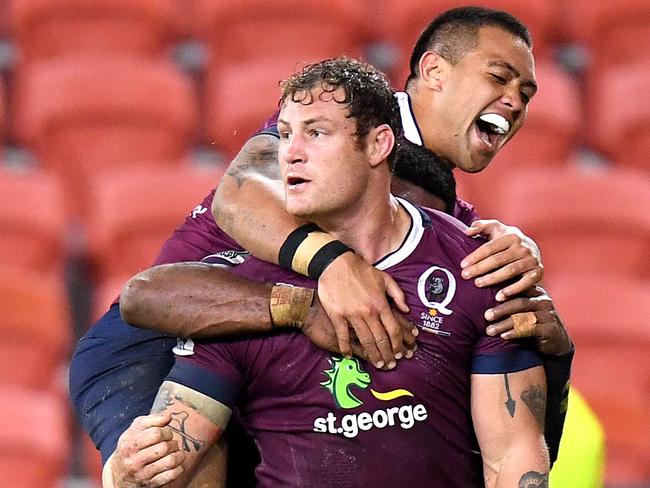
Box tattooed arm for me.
[472,367,550,488]
[213,134,303,263]
[104,381,231,488]
[213,133,415,368]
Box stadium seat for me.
[205,58,289,158]
[549,273,650,485]
[491,166,650,282]
[86,164,225,287]
[0,76,5,142]
[454,62,581,215]
[565,0,650,74]
[0,267,71,390]
[195,0,367,66]
[0,386,71,487]
[10,0,176,62]
[588,63,650,171]
[15,58,198,219]
[0,166,66,277]
[375,0,560,85]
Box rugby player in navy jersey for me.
[119,56,550,487]
[70,7,572,486]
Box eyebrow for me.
[277,116,333,126]
[488,60,538,94]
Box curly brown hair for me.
[280,57,401,166]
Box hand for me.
[317,252,416,369]
[108,413,184,488]
[302,294,417,366]
[461,219,543,301]
[484,286,572,356]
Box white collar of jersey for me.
[395,91,423,146]
[375,196,425,270]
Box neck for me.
[311,180,412,264]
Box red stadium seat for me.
[0,267,71,389]
[565,0,650,73]
[454,62,581,215]
[0,76,5,143]
[0,386,71,487]
[195,0,367,66]
[376,0,561,85]
[10,0,176,62]
[0,166,66,277]
[588,63,650,171]
[492,166,650,282]
[15,58,198,219]
[86,164,224,288]
[549,273,650,485]
[205,58,289,158]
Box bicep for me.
[151,380,232,484]
[471,367,548,485]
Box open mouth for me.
[475,113,510,149]
[286,176,310,189]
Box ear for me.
[418,51,449,92]
[366,124,395,168]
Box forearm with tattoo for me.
[213,134,307,263]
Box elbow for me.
[119,273,149,327]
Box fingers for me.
[113,415,185,488]
[496,268,544,300]
[484,292,550,322]
[331,317,353,359]
[461,232,511,270]
[384,274,410,313]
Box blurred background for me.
[0,0,648,486]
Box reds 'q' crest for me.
[417,266,456,316]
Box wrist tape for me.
[278,224,353,279]
[270,284,315,328]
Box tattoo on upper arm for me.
[520,385,546,429]
[518,470,548,488]
[225,136,280,188]
[503,374,516,417]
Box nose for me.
[284,132,306,164]
[499,85,524,120]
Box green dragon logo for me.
[321,357,371,409]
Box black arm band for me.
[278,223,319,269]
[307,240,353,280]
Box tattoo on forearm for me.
[226,136,280,188]
[167,411,205,452]
[518,470,548,487]
[503,374,516,417]
[521,385,546,429]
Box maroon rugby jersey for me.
[166,198,540,488]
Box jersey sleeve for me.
[470,285,542,374]
[165,340,248,409]
[153,189,243,266]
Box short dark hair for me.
[406,6,532,87]
[393,139,456,214]
[280,56,402,166]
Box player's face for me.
[424,26,537,173]
[277,88,372,219]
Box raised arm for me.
[212,133,416,369]
[472,366,549,487]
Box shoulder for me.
[419,205,486,256]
